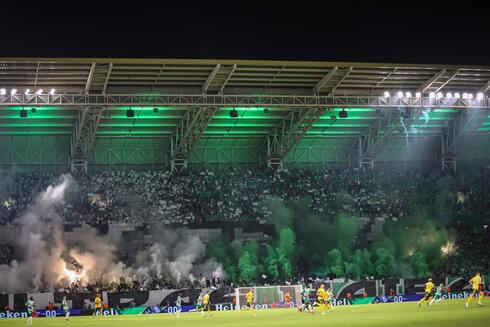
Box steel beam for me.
[219,64,236,95]
[373,68,398,88]
[86,63,114,94]
[313,67,338,95]
[70,106,105,172]
[266,66,286,86]
[84,63,96,94]
[202,64,221,95]
[479,80,490,93]
[331,67,353,95]
[170,106,219,170]
[0,94,489,109]
[101,63,113,95]
[434,69,460,93]
[416,69,446,93]
[267,107,326,168]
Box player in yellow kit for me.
[245,289,257,316]
[246,289,254,310]
[315,284,327,315]
[465,272,484,308]
[93,294,102,317]
[325,287,334,312]
[418,278,435,307]
[202,292,211,317]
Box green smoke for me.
[325,249,344,277]
[410,252,430,278]
[238,241,260,282]
[374,247,396,278]
[206,183,465,281]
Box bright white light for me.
[477,92,484,100]
[35,89,43,95]
[25,89,31,95]
[62,268,82,284]
[415,92,421,98]
[405,92,412,98]
[437,92,444,99]
[49,88,56,95]
[429,92,436,98]
[462,92,468,99]
[0,88,5,95]
[454,92,460,99]
[441,241,456,256]
[446,92,452,98]
[383,91,390,97]
[10,89,17,95]
[468,93,473,100]
[397,91,404,98]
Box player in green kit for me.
[429,284,446,305]
[62,296,70,320]
[175,294,182,317]
[299,286,313,314]
[196,293,204,315]
[26,297,35,326]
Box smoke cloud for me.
[0,175,223,293]
[0,174,72,292]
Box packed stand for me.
[1,168,490,226]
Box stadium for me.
[0,56,489,327]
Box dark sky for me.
[1,1,488,65]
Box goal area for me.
[235,285,302,310]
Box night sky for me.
[1,1,488,65]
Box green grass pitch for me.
[0,299,488,327]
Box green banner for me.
[351,297,375,305]
[119,307,146,315]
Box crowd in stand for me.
[1,167,489,293]
[3,167,489,226]
[53,275,223,294]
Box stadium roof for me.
[1,58,490,95]
[0,58,489,171]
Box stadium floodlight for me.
[405,92,412,98]
[415,92,421,98]
[446,92,452,98]
[397,91,404,98]
[25,88,31,95]
[462,92,468,99]
[468,93,474,100]
[35,89,43,95]
[10,89,17,95]
[429,92,436,98]
[49,88,56,95]
[454,92,460,99]
[0,88,6,95]
[383,91,390,97]
[437,92,444,99]
[477,92,484,100]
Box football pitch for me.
[0,299,488,327]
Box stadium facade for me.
[0,58,489,173]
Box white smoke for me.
[0,174,72,293]
[0,174,223,293]
[131,226,224,286]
